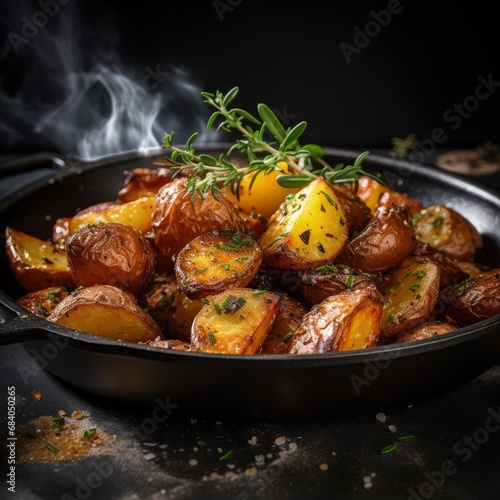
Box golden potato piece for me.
[395,321,458,343]
[5,227,76,292]
[16,286,70,319]
[66,222,156,297]
[259,178,349,270]
[443,269,500,327]
[152,177,247,269]
[167,291,204,342]
[336,204,416,273]
[47,284,163,343]
[259,294,308,354]
[175,230,263,300]
[68,196,155,236]
[380,257,441,341]
[413,204,483,261]
[118,167,174,203]
[286,288,383,354]
[191,288,283,354]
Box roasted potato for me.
[286,288,383,354]
[259,178,349,270]
[259,294,309,354]
[68,196,155,236]
[395,321,458,343]
[152,177,247,270]
[16,286,70,319]
[191,288,283,354]
[379,257,441,341]
[336,204,416,273]
[48,284,163,343]
[412,204,483,261]
[220,161,302,218]
[175,229,263,300]
[299,264,381,306]
[377,190,424,215]
[331,184,371,233]
[167,291,204,342]
[443,269,500,327]
[5,227,76,292]
[66,222,156,297]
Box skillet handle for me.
[0,152,67,178]
[0,295,51,345]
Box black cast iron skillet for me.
[1,145,499,421]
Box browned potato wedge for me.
[191,288,283,354]
[47,284,163,343]
[299,264,381,306]
[118,167,174,203]
[68,196,155,236]
[260,294,308,354]
[412,204,483,261]
[5,227,76,292]
[259,178,349,270]
[455,260,489,278]
[139,338,193,351]
[167,291,204,342]
[152,177,247,270]
[331,184,371,233]
[380,257,441,341]
[443,269,500,327]
[175,230,263,300]
[16,286,70,319]
[336,204,416,273]
[395,321,458,343]
[286,288,383,354]
[67,222,156,297]
[377,190,424,215]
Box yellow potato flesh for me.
[68,196,155,235]
[337,301,381,351]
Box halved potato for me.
[259,178,349,270]
[118,167,174,203]
[286,288,383,354]
[220,161,301,219]
[167,291,204,342]
[5,227,76,292]
[47,284,163,343]
[336,204,416,273]
[175,229,263,300]
[66,222,156,297]
[16,286,70,318]
[412,204,483,261]
[191,288,283,354]
[67,196,155,236]
[379,257,441,341]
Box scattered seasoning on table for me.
[375,412,387,423]
[319,463,329,471]
[274,436,287,446]
[71,410,86,420]
[17,413,113,463]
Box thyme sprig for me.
[162,87,383,197]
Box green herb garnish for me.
[219,450,235,461]
[162,87,384,198]
[46,443,59,453]
[83,428,97,439]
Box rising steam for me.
[0,1,216,161]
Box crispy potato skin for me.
[377,190,424,215]
[175,229,263,300]
[16,286,70,319]
[260,294,308,354]
[336,205,416,273]
[48,284,163,343]
[67,222,156,297]
[331,185,371,234]
[395,321,458,343]
[152,178,247,270]
[286,288,383,354]
[299,267,380,306]
[443,269,500,327]
[5,227,76,292]
[413,204,483,262]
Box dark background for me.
[0,0,499,159]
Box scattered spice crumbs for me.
[17,412,115,463]
[32,390,42,401]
